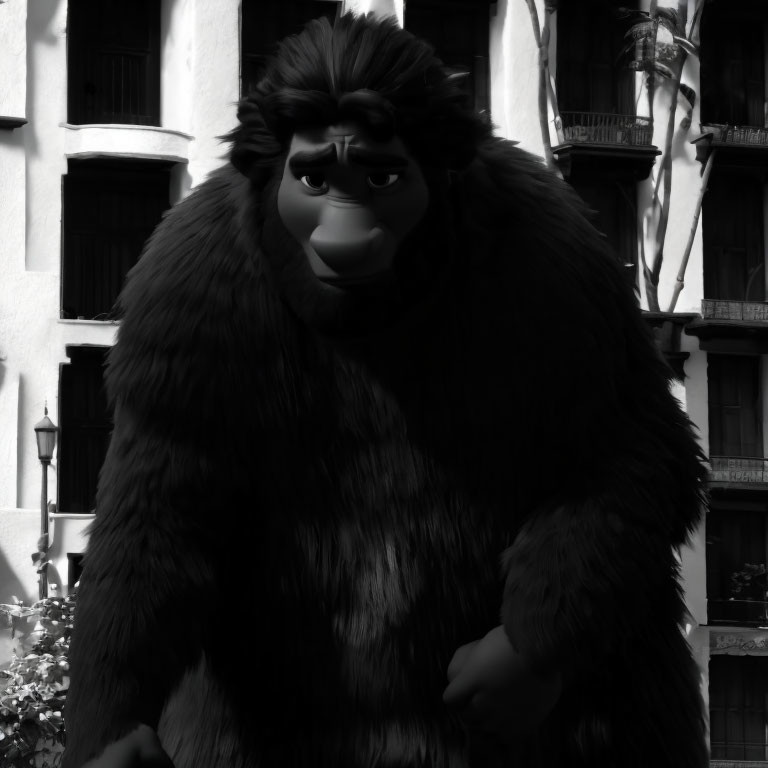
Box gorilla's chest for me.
[251,330,514,658]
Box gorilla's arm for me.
[461,139,707,674]
[62,168,260,767]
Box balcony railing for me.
[709,457,768,485]
[711,752,768,766]
[702,300,768,321]
[560,112,653,146]
[709,598,768,626]
[701,123,768,146]
[72,49,158,126]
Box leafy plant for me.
[0,592,75,767]
[618,0,710,312]
[730,563,768,601]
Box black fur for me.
[62,13,709,768]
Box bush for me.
[0,592,75,768]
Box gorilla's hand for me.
[81,724,174,768]
[443,625,562,741]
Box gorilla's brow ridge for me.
[288,143,409,173]
[289,144,338,172]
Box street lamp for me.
[34,405,57,599]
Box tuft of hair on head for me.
[225,12,492,182]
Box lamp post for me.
[34,405,57,599]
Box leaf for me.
[672,35,699,58]
[649,62,676,79]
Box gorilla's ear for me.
[222,99,284,185]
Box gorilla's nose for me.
[309,202,385,274]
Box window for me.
[57,345,112,515]
[556,0,635,116]
[703,171,765,303]
[62,159,171,320]
[570,178,637,288]
[700,2,766,128]
[241,0,340,98]
[404,0,490,116]
[68,554,84,591]
[708,354,763,459]
[707,503,768,625]
[67,0,160,126]
[710,655,768,760]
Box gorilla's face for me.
[277,122,430,288]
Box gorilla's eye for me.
[367,173,400,190]
[300,174,328,192]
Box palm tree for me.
[524,0,562,177]
[619,1,709,312]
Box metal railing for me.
[702,123,768,146]
[560,111,653,146]
[708,598,768,626]
[709,456,768,485]
[711,750,768,766]
[702,299,768,321]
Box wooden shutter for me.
[556,0,634,115]
[703,172,765,302]
[404,0,491,115]
[710,655,768,760]
[240,0,340,98]
[67,0,160,125]
[57,346,112,514]
[62,159,171,320]
[569,178,637,285]
[708,354,763,458]
[701,5,766,127]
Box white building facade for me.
[2,0,760,761]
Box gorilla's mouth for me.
[319,271,393,288]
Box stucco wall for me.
[0,0,27,121]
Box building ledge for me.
[0,115,27,130]
[685,316,768,353]
[63,123,193,163]
[642,311,697,380]
[57,318,119,326]
[553,141,660,181]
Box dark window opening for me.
[556,0,635,116]
[708,354,763,458]
[404,0,491,116]
[707,502,768,624]
[241,0,340,98]
[68,553,84,592]
[710,655,768,760]
[58,345,112,515]
[67,0,160,126]
[700,3,766,128]
[703,171,765,303]
[570,178,637,289]
[62,158,171,320]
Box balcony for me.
[553,112,660,181]
[560,111,653,145]
[686,301,768,353]
[703,300,768,321]
[693,124,768,167]
[709,457,768,490]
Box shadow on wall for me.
[24,0,65,161]
[0,546,28,608]
[0,543,32,666]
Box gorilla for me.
[63,12,709,768]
